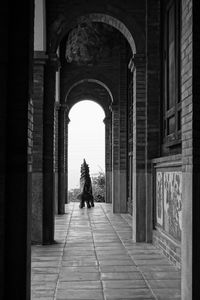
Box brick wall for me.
[32,61,45,172]
[193,0,200,296]
[181,0,192,170]
[153,229,181,268]
[54,104,59,173]
[152,0,193,272]
[32,56,46,243]
[28,99,34,173]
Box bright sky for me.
[68,100,105,190]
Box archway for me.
[64,80,113,205]
[68,100,105,204]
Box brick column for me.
[119,40,128,212]
[43,54,60,244]
[104,115,112,203]
[181,1,194,299]
[112,104,120,211]
[58,104,68,213]
[32,51,47,243]
[65,113,70,203]
[112,104,127,212]
[54,103,59,214]
[132,53,147,242]
[146,0,161,242]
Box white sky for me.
[68,100,105,190]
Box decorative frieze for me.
[156,170,182,241]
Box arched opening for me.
[68,100,105,203]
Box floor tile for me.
[31,203,181,300]
[56,289,104,299]
[104,288,154,299]
[58,281,102,289]
[102,279,147,289]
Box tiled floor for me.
[31,203,181,300]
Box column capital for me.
[133,53,146,66]
[48,53,61,70]
[54,102,61,111]
[128,53,146,71]
[103,116,111,125]
[34,50,48,65]
[60,103,69,111]
[65,116,70,124]
[109,103,119,112]
[55,103,69,112]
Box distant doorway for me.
[68,100,105,202]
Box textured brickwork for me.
[32,61,45,172]
[146,0,160,160]
[153,229,181,268]
[132,54,147,241]
[33,64,44,172]
[43,61,56,243]
[28,99,34,173]
[193,0,200,298]
[54,104,59,173]
[180,3,193,295]
[181,0,192,172]
[104,116,112,203]
[32,54,46,243]
[146,0,160,242]
[58,104,66,213]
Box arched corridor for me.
[0,1,199,299]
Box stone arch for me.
[65,79,113,204]
[65,79,113,116]
[49,12,137,55]
[48,0,147,56]
[61,72,117,105]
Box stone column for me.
[43,53,60,244]
[104,115,112,203]
[58,104,68,213]
[131,54,147,242]
[32,51,48,243]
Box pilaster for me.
[43,53,60,244]
[65,112,70,203]
[32,51,48,243]
[58,104,69,212]
[104,115,112,203]
[131,53,148,242]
